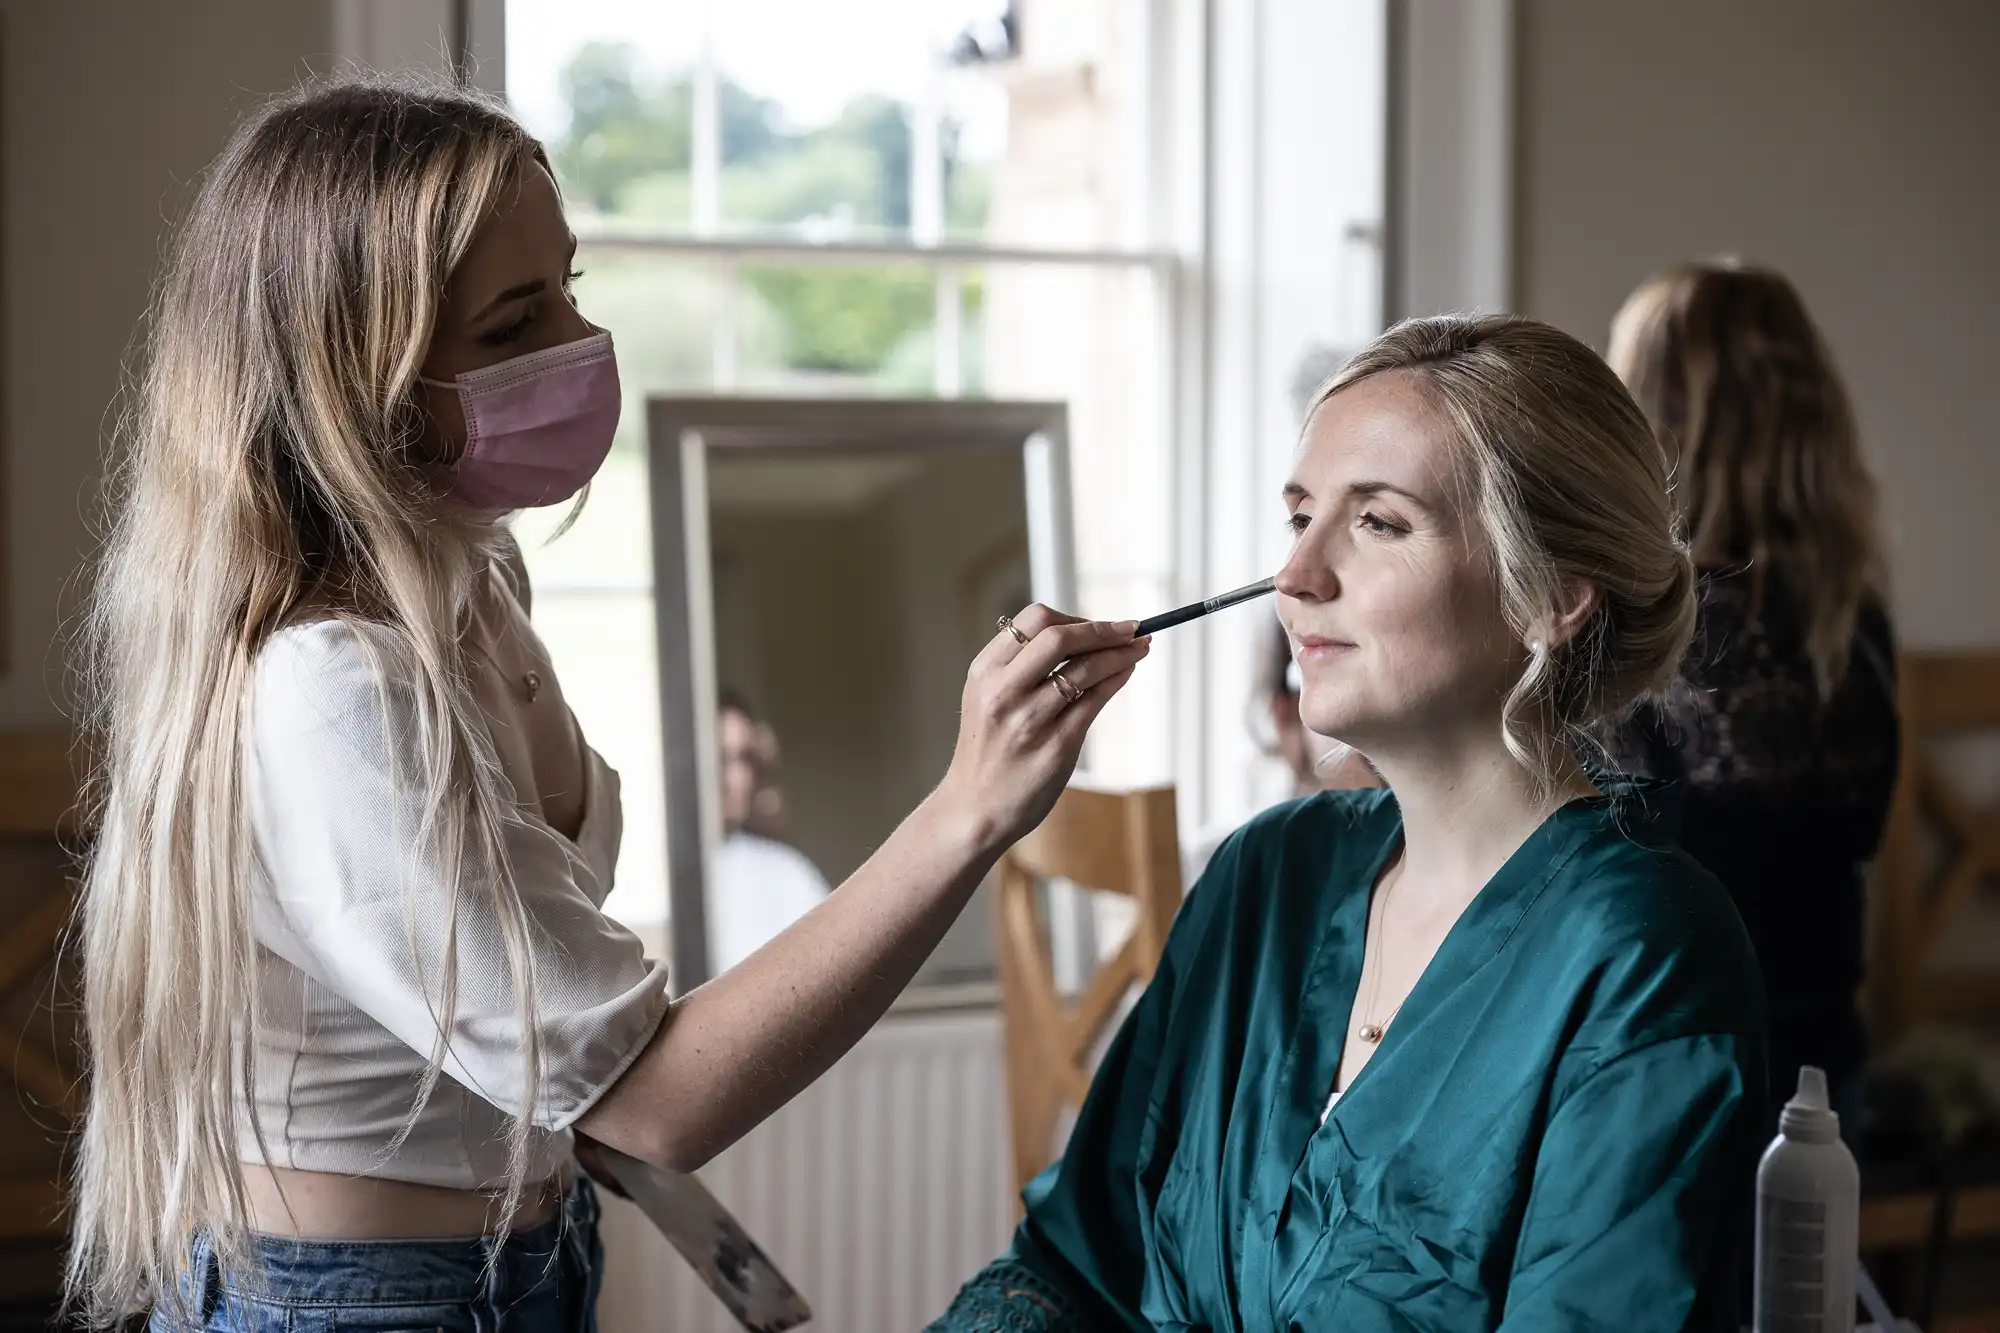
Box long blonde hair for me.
[1313,315,1698,790]
[70,78,552,1323]
[1608,260,1885,695]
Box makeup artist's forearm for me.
[577,787,1003,1171]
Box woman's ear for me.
[1541,578,1602,652]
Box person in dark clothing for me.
[1604,259,1899,1141]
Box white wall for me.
[1511,0,2000,650]
[335,0,504,95]
[0,0,492,730]
[0,0,335,726]
[1388,0,1511,318]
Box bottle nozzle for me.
[1779,1064,1840,1141]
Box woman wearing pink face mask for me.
[68,80,1148,1333]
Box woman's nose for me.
[1276,531,1339,602]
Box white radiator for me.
[595,1006,1016,1333]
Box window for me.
[506,0,1194,965]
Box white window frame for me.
[572,235,1181,401]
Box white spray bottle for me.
[1754,1065,1859,1333]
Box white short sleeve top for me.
[238,563,670,1190]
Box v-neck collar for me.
[1240,788,1618,1317]
[1327,790,1612,1099]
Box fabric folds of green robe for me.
[929,786,1767,1332]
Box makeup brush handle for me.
[1134,603,1206,636]
[1133,576,1276,637]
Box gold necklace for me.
[465,571,547,703]
[1356,854,1405,1044]
[466,629,545,702]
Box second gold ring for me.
[1049,671,1083,705]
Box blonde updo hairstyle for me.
[1309,314,1698,791]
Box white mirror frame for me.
[645,396,1082,994]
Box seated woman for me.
[929,315,1767,1332]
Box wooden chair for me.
[995,783,1183,1195]
[0,730,86,1323]
[1871,651,2000,1036]
[1859,652,2000,1326]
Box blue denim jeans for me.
[150,1179,602,1333]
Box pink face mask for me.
[422,330,621,509]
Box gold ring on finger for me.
[1049,670,1083,705]
[996,615,1029,646]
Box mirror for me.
[647,398,1075,993]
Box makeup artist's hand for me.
[937,606,1149,850]
[575,608,1146,1177]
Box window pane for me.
[507,0,1157,250]
[562,50,692,228]
[952,5,1156,250]
[940,67,1006,245]
[736,264,937,395]
[570,252,719,404]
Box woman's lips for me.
[1294,635,1357,663]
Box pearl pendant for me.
[523,670,542,702]
[1358,1023,1384,1043]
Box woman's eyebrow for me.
[468,278,546,323]
[467,241,578,324]
[1282,479,1432,509]
[1345,479,1431,509]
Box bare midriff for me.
[241,1162,565,1240]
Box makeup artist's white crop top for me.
[237,558,671,1191]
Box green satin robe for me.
[932,786,1767,1332]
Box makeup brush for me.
[1133,576,1277,636]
